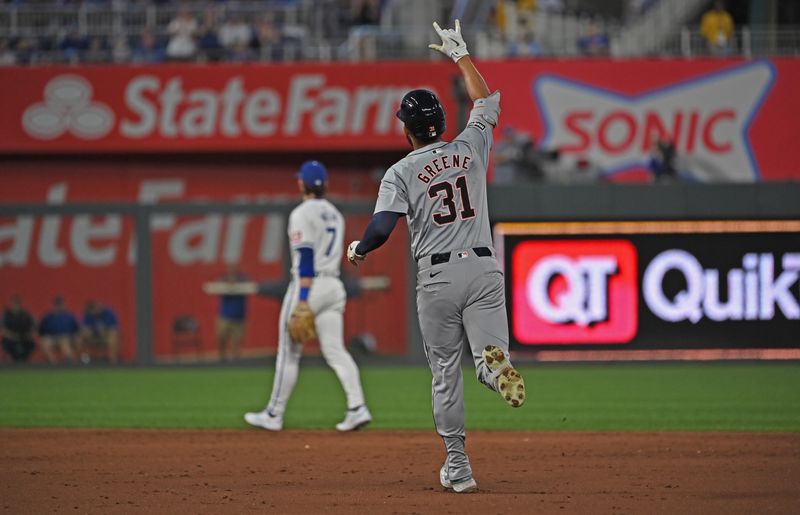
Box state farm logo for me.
[19,73,419,142]
[22,75,115,140]
[534,61,775,181]
[512,240,638,344]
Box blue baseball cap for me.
[297,160,328,188]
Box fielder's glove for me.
[347,240,366,266]
[287,302,317,344]
[428,19,469,63]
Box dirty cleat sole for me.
[483,345,526,408]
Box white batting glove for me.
[429,19,469,63]
[347,241,366,266]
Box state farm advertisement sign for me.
[503,222,800,350]
[0,63,450,152]
[1,59,799,181]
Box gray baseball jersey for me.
[374,92,501,260]
[375,91,512,485]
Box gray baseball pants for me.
[416,248,510,484]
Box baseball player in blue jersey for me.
[347,21,525,493]
[245,161,371,432]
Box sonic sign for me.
[533,62,773,181]
[482,58,800,182]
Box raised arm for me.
[429,20,490,101]
[457,57,490,102]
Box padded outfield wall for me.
[1,59,799,363]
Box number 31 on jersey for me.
[428,175,476,225]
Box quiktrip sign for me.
[499,221,800,350]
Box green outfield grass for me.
[0,363,799,431]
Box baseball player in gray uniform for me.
[346,21,525,493]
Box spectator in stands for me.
[626,0,659,20]
[1,295,36,363]
[166,6,198,61]
[507,30,544,57]
[39,296,80,364]
[493,0,508,33]
[252,12,283,61]
[0,38,16,66]
[80,299,120,364]
[648,139,680,182]
[218,13,252,61]
[352,0,380,26]
[83,36,107,64]
[493,126,545,184]
[550,156,602,184]
[349,0,381,60]
[537,0,564,12]
[36,36,58,64]
[111,36,131,63]
[132,31,165,63]
[60,28,88,63]
[197,7,222,62]
[494,0,537,33]
[701,0,734,56]
[216,264,249,362]
[514,0,536,29]
[14,38,35,65]
[578,21,610,56]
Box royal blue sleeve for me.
[297,247,315,278]
[355,211,403,255]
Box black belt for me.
[429,247,492,265]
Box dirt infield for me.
[1,430,798,514]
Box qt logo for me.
[511,240,638,344]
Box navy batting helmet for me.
[396,89,446,142]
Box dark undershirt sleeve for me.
[355,211,403,255]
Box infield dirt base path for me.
[1,430,798,514]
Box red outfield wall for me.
[0,164,409,361]
[2,58,800,360]
[1,59,799,180]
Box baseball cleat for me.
[244,410,283,431]
[336,405,372,431]
[482,345,526,408]
[439,465,478,493]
